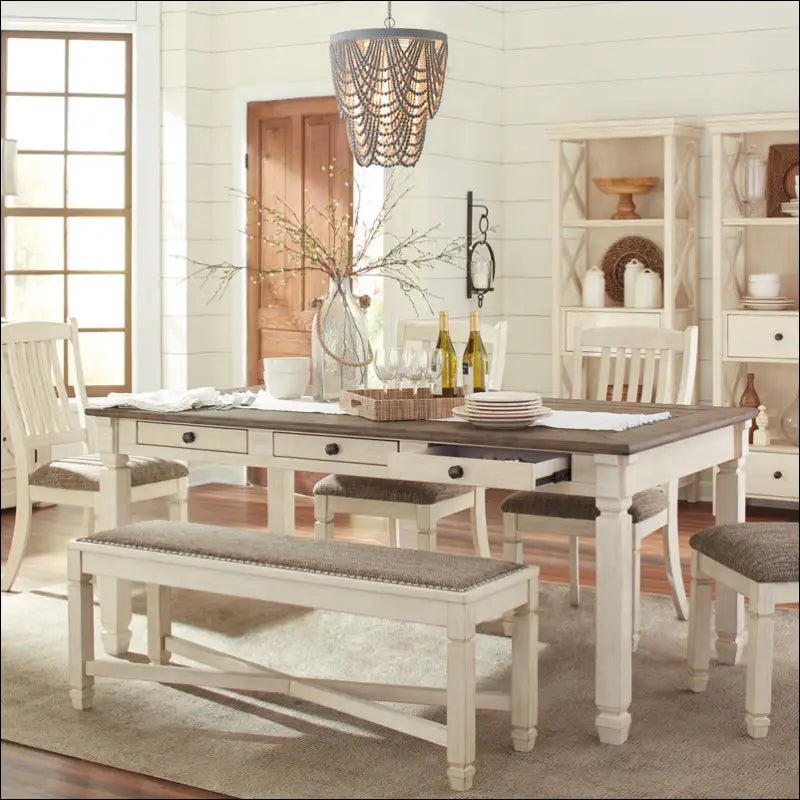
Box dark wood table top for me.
[86,397,755,457]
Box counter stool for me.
[687,521,799,738]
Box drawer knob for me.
[774,332,784,341]
[325,443,340,456]
[448,465,464,479]
[182,431,196,444]
[774,471,783,480]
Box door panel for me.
[246,97,352,492]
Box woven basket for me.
[339,388,465,422]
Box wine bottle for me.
[434,311,458,396]
[462,311,489,395]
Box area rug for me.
[2,584,798,799]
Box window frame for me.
[1,29,133,395]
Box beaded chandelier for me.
[330,2,448,167]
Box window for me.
[1,31,132,394]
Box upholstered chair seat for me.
[314,475,472,506]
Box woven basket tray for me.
[339,388,465,422]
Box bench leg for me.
[687,553,713,692]
[416,506,436,552]
[68,552,95,711]
[314,495,334,540]
[511,579,539,753]
[745,589,775,739]
[446,610,476,792]
[97,576,133,655]
[147,584,172,665]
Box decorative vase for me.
[738,372,761,445]
[311,276,372,402]
[780,392,799,446]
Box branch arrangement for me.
[186,165,465,313]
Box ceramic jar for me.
[623,258,644,308]
[582,265,606,307]
[633,268,662,309]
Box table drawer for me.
[746,450,799,499]
[726,313,799,361]
[272,432,398,466]
[388,446,570,492]
[137,422,248,454]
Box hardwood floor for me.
[2,483,796,799]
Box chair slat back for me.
[397,318,508,390]
[1,320,90,470]
[570,325,698,405]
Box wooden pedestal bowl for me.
[593,177,659,220]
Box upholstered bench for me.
[68,521,539,791]
[687,521,799,738]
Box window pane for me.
[4,274,64,320]
[68,275,125,327]
[5,96,65,151]
[4,217,64,270]
[67,217,125,270]
[68,40,126,95]
[71,332,125,387]
[10,155,64,208]
[66,155,124,208]
[67,98,126,152]
[6,37,65,93]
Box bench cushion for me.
[78,521,524,592]
[500,486,667,524]
[314,474,471,505]
[690,522,799,583]
[30,455,188,492]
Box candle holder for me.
[466,190,495,308]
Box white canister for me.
[633,268,662,309]
[623,258,644,308]
[582,265,606,307]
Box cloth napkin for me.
[89,387,220,412]
[248,390,345,414]
[533,410,671,431]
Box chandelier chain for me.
[384,1,395,28]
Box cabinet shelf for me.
[722,217,798,227]
[560,218,689,229]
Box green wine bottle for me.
[462,311,488,395]
[434,311,458,396]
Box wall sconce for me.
[466,190,495,308]
[1,139,19,198]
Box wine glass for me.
[373,346,400,393]
[426,348,444,395]
[402,347,427,396]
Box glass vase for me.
[311,276,372,402]
[781,392,799,446]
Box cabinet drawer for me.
[137,422,248,454]
[388,446,570,491]
[272,432,398,466]
[746,450,799,499]
[726,313,799,361]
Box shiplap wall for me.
[499,0,800,394]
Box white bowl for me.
[263,356,310,399]
[748,272,780,283]
[747,283,781,299]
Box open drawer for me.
[387,445,570,492]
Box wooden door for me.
[247,97,352,491]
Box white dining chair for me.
[0,319,189,591]
[500,325,698,649]
[313,318,508,556]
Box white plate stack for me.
[452,391,551,429]
[780,199,798,217]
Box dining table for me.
[85,396,755,745]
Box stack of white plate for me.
[742,296,797,310]
[780,199,798,218]
[452,391,551,429]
